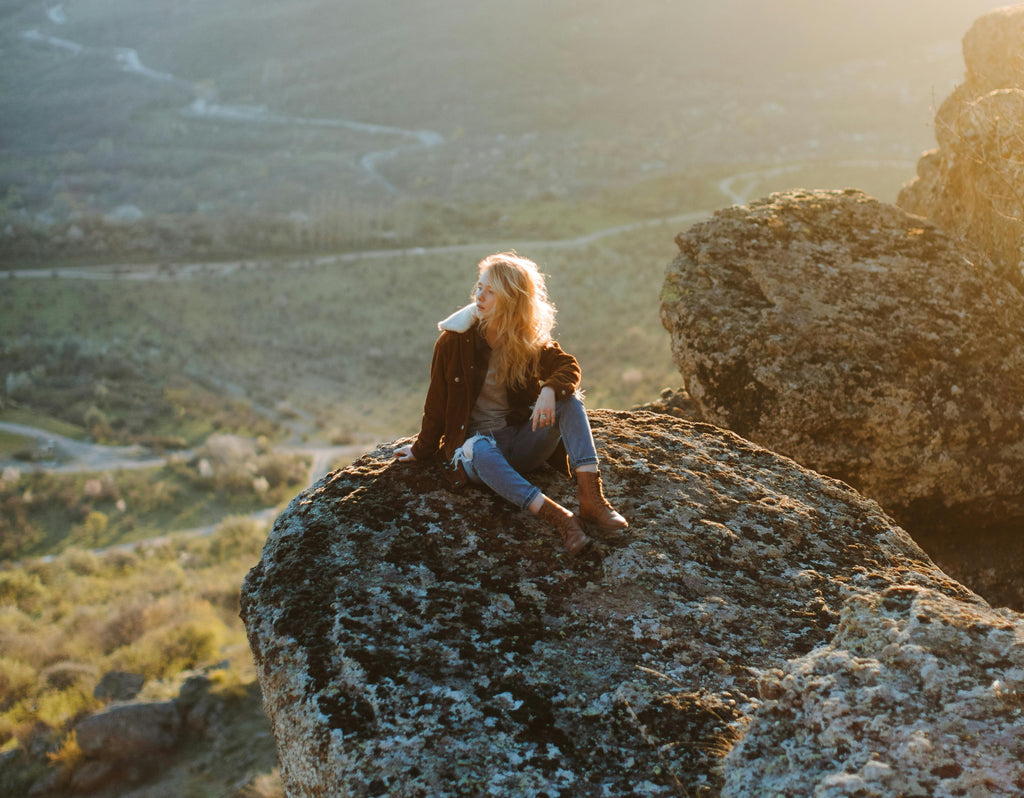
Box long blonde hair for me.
[474,252,557,388]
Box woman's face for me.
[474,270,498,319]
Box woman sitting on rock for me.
[394,251,628,555]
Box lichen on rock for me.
[241,410,1010,796]
[723,585,1024,797]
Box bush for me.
[108,602,226,680]
[37,661,99,693]
[103,548,139,574]
[255,452,308,490]
[62,548,101,577]
[206,516,267,562]
[0,658,36,711]
[98,600,150,654]
[194,435,258,492]
[82,405,111,440]
[34,686,97,730]
[46,730,84,772]
[0,571,45,615]
[73,510,109,547]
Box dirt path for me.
[4,210,710,282]
[0,420,371,483]
[0,421,171,472]
[2,418,375,560]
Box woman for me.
[395,251,628,555]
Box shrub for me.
[0,623,69,673]
[62,548,101,577]
[0,658,36,711]
[98,600,150,654]
[107,602,226,680]
[103,547,139,574]
[255,451,308,490]
[73,510,108,547]
[194,435,258,492]
[206,516,266,562]
[46,730,84,772]
[0,571,45,614]
[82,405,111,439]
[34,686,97,730]
[37,661,99,693]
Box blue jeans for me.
[459,393,599,510]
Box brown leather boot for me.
[535,496,591,556]
[577,470,629,542]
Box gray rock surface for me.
[240,410,1021,796]
[723,585,1024,797]
[898,5,1024,292]
[659,189,1024,533]
[93,670,145,703]
[74,701,181,758]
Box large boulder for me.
[659,189,1024,535]
[240,410,1022,796]
[898,5,1024,292]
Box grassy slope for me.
[0,159,918,441]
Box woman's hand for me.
[531,386,557,431]
[394,444,416,462]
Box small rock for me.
[94,671,144,702]
[75,701,181,758]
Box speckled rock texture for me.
[898,4,1024,292]
[239,410,1019,797]
[723,585,1024,798]
[659,189,1024,533]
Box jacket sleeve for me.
[410,333,450,460]
[537,341,581,399]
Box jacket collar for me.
[438,303,478,333]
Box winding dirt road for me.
[19,5,444,195]
[0,420,371,488]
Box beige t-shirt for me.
[468,360,509,434]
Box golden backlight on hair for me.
[475,252,557,389]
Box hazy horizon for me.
[1,0,1012,222]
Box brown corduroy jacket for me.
[409,304,581,487]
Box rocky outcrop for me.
[898,5,1024,292]
[240,410,1024,796]
[659,189,1024,535]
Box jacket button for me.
[454,377,461,383]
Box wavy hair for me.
[473,252,557,388]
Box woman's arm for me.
[537,341,581,399]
